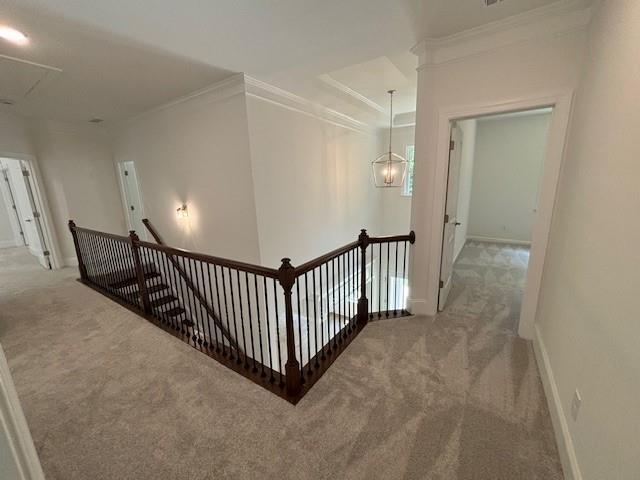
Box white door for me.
[119,161,145,235]
[20,165,51,269]
[438,124,464,311]
[3,161,50,268]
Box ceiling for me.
[0,0,574,125]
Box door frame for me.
[0,152,62,269]
[116,161,146,237]
[427,91,573,339]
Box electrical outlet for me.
[571,389,582,421]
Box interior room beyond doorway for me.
[438,108,552,334]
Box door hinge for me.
[124,170,129,176]
[43,250,50,256]
[22,169,30,177]
[33,211,41,218]
[444,213,449,224]
[439,280,444,288]
[449,140,455,151]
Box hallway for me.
[0,245,561,479]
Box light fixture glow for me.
[176,204,189,219]
[0,26,29,45]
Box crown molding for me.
[123,72,246,125]
[118,72,375,135]
[317,74,386,115]
[244,75,376,135]
[412,0,594,69]
[394,111,416,127]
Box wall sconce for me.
[176,204,189,219]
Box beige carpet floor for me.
[0,243,562,479]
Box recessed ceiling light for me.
[0,98,14,105]
[0,26,29,46]
[88,118,104,123]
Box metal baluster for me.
[312,268,319,367]
[386,242,390,318]
[228,268,241,363]
[151,248,168,325]
[245,272,257,372]
[402,241,408,312]
[296,275,304,377]
[393,242,399,315]
[186,258,202,347]
[211,265,223,353]
[198,260,212,348]
[326,262,332,355]
[304,272,312,375]
[221,267,234,359]
[378,243,383,318]
[236,269,249,368]
[368,244,373,320]
[272,279,284,387]
[175,256,190,337]
[332,258,337,348]
[319,265,326,359]
[206,264,220,350]
[254,274,265,377]
[263,276,275,382]
[159,250,177,330]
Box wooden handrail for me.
[368,231,416,245]
[141,219,241,351]
[72,226,131,242]
[294,241,360,277]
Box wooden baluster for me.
[357,229,369,330]
[129,231,152,315]
[278,258,302,398]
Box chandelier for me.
[371,90,407,188]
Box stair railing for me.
[141,219,239,352]
[69,220,415,403]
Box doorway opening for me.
[437,108,552,334]
[0,157,54,269]
[117,161,145,236]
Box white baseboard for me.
[0,239,18,249]
[467,235,531,246]
[408,298,429,316]
[533,325,582,480]
[64,256,78,267]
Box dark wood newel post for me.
[68,220,87,280]
[129,230,152,315]
[357,229,370,329]
[278,257,302,397]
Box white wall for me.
[535,1,640,478]
[0,345,45,480]
[452,119,476,260]
[32,123,126,265]
[245,95,383,267]
[0,183,17,249]
[467,112,550,244]
[377,125,414,236]
[410,18,588,317]
[0,112,34,159]
[113,87,262,264]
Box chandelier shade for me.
[372,89,407,188]
[372,152,407,187]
